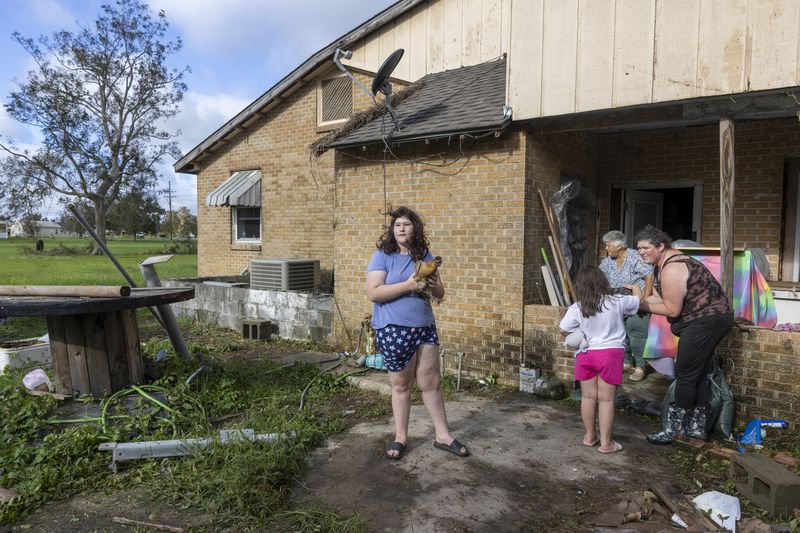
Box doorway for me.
[611,183,702,245]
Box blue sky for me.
[0,0,395,217]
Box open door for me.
[624,190,663,245]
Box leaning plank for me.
[537,190,575,301]
[46,316,72,395]
[82,313,112,397]
[540,265,560,307]
[0,285,131,298]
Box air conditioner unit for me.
[249,259,320,291]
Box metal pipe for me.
[456,352,465,391]
[67,204,166,329]
[139,256,192,362]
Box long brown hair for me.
[574,266,614,318]
[375,206,430,261]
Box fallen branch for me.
[112,516,185,532]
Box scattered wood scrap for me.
[26,389,72,401]
[112,516,185,532]
[672,435,736,460]
[649,482,722,532]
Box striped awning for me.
[206,170,261,207]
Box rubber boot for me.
[647,404,688,445]
[684,405,709,441]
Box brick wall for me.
[598,118,800,278]
[333,132,528,382]
[523,305,800,429]
[194,71,380,285]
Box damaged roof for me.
[329,57,509,149]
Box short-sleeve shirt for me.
[559,295,641,351]
[367,249,436,330]
[599,249,653,292]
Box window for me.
[317,74,352,127]
[233,207,261,243]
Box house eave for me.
[174,0,425,175]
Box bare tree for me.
[0,0,188,254]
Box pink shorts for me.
[574,348,624,385]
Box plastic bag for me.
[660,365,734,439]
[23,368,53,392]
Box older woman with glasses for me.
[598,230,654,382]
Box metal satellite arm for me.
[333,48,374,100]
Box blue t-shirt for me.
[367,249,436,329]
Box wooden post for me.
[720,116,735,300]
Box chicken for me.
[413,256,442,299]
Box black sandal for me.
[433,438,469,457]
[385,441,405,460]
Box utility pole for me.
[168,181,173,241]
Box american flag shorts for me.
[374,324,439,372]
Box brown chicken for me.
[413,256,442,297]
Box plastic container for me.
[519,365,540,393]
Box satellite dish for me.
[371,48,404,95]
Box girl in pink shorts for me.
[559,267,641,454]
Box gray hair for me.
[602,230,627,249]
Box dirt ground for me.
[5,359,703,533]
[293,376,691,533]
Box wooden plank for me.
[653,0,700,102]
[720,116,735,300]
[747,0,800,91]
[500,0,511,56]
[541,265,560,307]
[63,314,91,395]
[481,0,502,61]
[103,311,131,391]
[379,23,396,67]
[121,309,144,385]
[46,316,72,395]
[576,0,615,112]
[541,0,578,116]
[612,0,655,108]
[427,0,445,73]
[697,0,747,96]
[82,313,112,397]
[408,6,428,80]
[650,483,722,532]
[394,12,411,81]
[443,0,463,70]
[363,32,382,74]
[462,0,481,65]
[0,285,130,297]
[507,0,543,120]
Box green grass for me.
[0,237,196,286]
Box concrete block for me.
[731,453,800,517]
[241,319,273,341]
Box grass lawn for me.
[0,237,197,286]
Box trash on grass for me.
[671,490,741,532]
[356,353,387,371]
[740,418,787,446]
[22,368,53,392]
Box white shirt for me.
[559,295,641,351]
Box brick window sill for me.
[231,243,261,252]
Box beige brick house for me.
[177,0,800,426]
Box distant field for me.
[0,237,197,286]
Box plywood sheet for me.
[542,0,578,116]
[443,0,463,70]
[653,0,700,101]
[612,0,655,108]
[481,0,502,61]
[747,0,800,91]
[507,0,544,119]
[698,0,747,95]
[427,0,445,73]
[462,0,482,65]
[409,6,428,80]
[394,13,411,81]
[576,0,615,111]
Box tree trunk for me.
[92,201,108,256]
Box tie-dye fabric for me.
[643,249,776,360]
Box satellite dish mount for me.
[334,47,405,133]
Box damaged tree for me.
[0,0,187,254]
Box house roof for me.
[206,170,261,207]
[174,0,425,174]
[329,57,509,149]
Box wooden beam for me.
[720,116,735,300]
